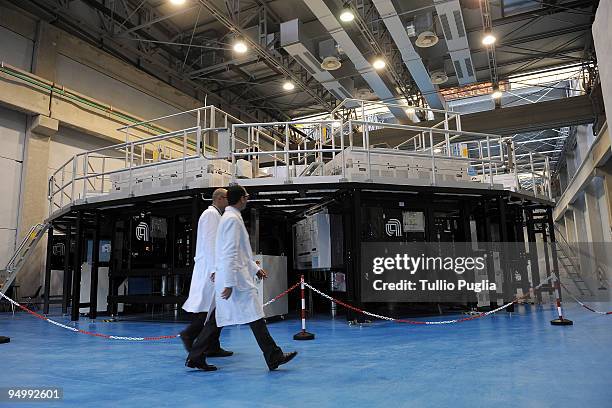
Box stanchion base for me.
[550,318,573,326]
[0,336,10,344]
[293,331,315,341]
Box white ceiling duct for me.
[301,0,409,121]
[434,0,477,85]
[371,0,447,109]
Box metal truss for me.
[23,0,312,122]
[480,0,499,87]
[196,0,338,114]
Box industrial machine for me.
[39,100,558,321]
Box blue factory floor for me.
[1,302,611,408]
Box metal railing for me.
[48,105,240,214]
[48,100,554,217]
[228,112,551,198]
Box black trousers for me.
[188,309,283,366]
[181,312,221,353]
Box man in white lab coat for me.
[186,184,297,371]
[180,188,232,359]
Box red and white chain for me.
[0,281,301,341]
[303,275,555,325]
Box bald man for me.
[180,188,232,361]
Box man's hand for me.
[221,287,233,299]
[256,269,268,279]
[210,272,215,282]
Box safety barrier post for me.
[294,275,315,340]
[551,275,573,325]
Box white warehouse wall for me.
[0,106,26,268]
[54,55,195,132]
[0,1,208,298]
[593,0,612,139]
[0,25,33,71]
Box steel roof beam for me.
[197,0,336,113]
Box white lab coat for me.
[182,206,222,313]
[214,206,264,327]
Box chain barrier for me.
[5,274,604,340]
[303,275,555,325]
[0,281,301,341]
[557,279,612,315]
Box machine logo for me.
[52,242,65,256]
[136,222,149,241]
[385,219,402,237]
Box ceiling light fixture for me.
[283,81,295,91]
[491,84,502,99]
[169,0,186,5]
[339,6,355,22]
[233,40,247,54]
[372,58,386,70]
[482,30,496,46]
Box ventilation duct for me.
[434,0,477,85]
[301,0,409,121]
[371,0,446,109]
[280,19,357,106]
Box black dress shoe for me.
[207,348,234,358]
[180,334,193,353]
[185,359,217,371]
[267,351,298,371]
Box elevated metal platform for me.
[47,100,553,222]
[40,100,556,321]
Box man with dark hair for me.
[186,184,297,371]
[180,188,232,361]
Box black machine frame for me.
[43,182,559,321]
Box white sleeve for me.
[248,259,260,276]
[218,218,241,288]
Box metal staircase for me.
[0,223,50,296]
[553,225,593,296]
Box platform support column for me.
[43,225,53,314]
[70,211,84,321]
[482,199,497,309]
[525,208,542,303]
[61,226,72,315]
[498,197,514,312]
[89,213,100,320]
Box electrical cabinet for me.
[293,212,342,270]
